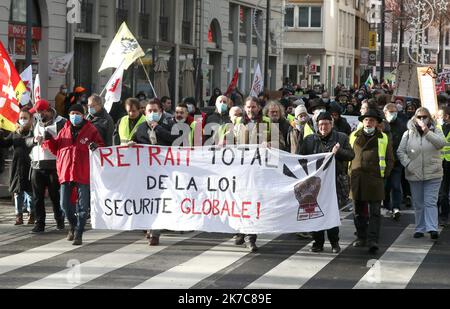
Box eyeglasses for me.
[417,115,428,120]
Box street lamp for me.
[264,0,271,90]
[380,0,385,82]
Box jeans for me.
[312,227,340,246]
[354,201,382,243]
[409,178,441,233]
[438,161,450,220]
[60,182,90,237]
[384,163,403,211]
[31,169,63,227]
[14,191,32,215]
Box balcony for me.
[116,9,128,30]
[139,13,149,39]
[160,16,169,42]
[76,1,93,33]
[182,20,192,45]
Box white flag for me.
[250,64,263,97]
[48,52,73,76]
[19,65,33,106]
[33,74,41,104]
[104,63,124,113]
[99,22,145,72]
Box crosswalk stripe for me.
[133,234,279,289]
[19,232,200,289]
[0,230,122,276]
[246,220,355,289]
[354,224,438,289]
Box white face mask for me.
[18,119,29,127]
[386,112,397,123]
[176,118,186,123]
[364,127,376,135]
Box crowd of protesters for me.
[2,77,449,255]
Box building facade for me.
[0,0,284,108]
[283,0,370,93]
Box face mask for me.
[406,111,415,118]
[187,104,194,114]
[70,114,83,126]
[364,127,376,135]
[396,104,403,112]
[61,89,67,94]
[147,112,161,123]
[218,103,228,114]
[386,112,397,123]
[18,119,29,127]
[176,118,186,123]
[358,95,364,100]
[322,98,330,104]
[417,118,429,126]
[88,107,96,115]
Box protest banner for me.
[417,67,438,116]
[90,146,341,234]
[394,64,420,99]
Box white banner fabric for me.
[90,146,341,234]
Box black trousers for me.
[354,201,381,243]
[32,169,63,227]
[312,227,339,246]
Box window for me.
[9,0,41,26]
[182,0,193,44]
[445,30,449,46]
[285,7,294,27]
[298,6,322,28]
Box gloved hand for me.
[89,142,98,151]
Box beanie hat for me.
[295,105,308,118]
[316,111,333,122]
[68,104,85,114]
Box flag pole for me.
[139,58,157,98]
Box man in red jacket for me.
[44,104,104,245]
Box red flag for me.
[0,41,23,131]
[436,80,446,95]
[225,68,239,97]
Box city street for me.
[0,199,449,289]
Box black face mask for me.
[406,112,415,118]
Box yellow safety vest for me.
[303,123,314,139]
[437,124,450,161]
[235,116,272,141]
[118,115,146,144]
[349,130,389,178]
[287,114,295,123]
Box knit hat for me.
[316,111,333,122]
[295,105,308,118]
[68,104,85,114]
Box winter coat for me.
[300,130,355,176]
[397,119,446,182]
[0,129,32,193]
[132,114,177,146]
[26,110,67,170]
[350,129,395,201]
[88,108,114,146]
[44,120,104,185]
[334,116,352,136]
[387,117,407,162]
[206,112,232,145]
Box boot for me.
[72,232,82,246]
[67,228,75,241]
[149,236,160,246]
[27,213,35,225]
[14,214,23,226]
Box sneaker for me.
[56,220,65,231]
[67,229,75,241]
[234,235,245,246]
[331,243,341,254]
[413,232,425,238]
[430,231,439,240]
[31,225,44,233]
[245,242,258,252]
[392,209,401,221]
[368,241,379,254]
[14,214,23,226]
[309,242,324,253]
[149,236,160,246]
[353,239,366,247]
[296,232,313,240]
